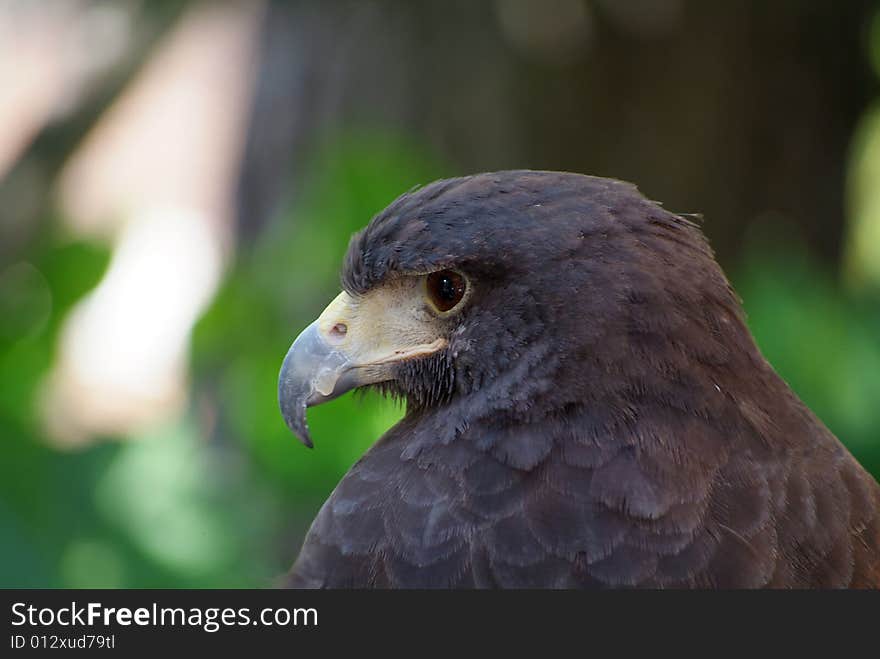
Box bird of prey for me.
[277,170,880,588]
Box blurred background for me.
[1,0,879,587]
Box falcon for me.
[277,170,880,588]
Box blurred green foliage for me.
[735,232,880,478]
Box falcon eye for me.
[426,269,467,313]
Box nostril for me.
[330,323,348,339]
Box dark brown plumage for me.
[281,170,880,588]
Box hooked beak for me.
[277,319,357,448]
[278,290,445,447]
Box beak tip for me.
[284,415,315,448]
[279,398,315,448]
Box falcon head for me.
[278,170,751,447]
